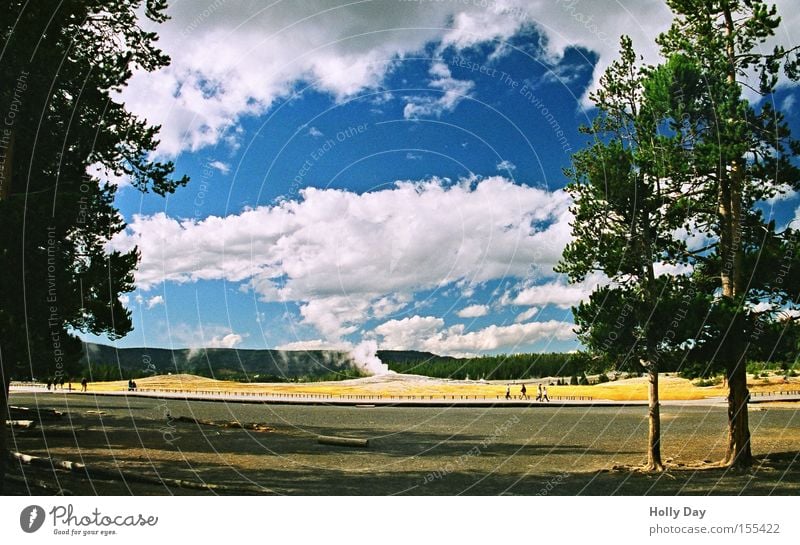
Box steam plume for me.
[349,340,390,375]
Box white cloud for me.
[514,306,539,323]
[781,94,796,113]
[168,323,246,349]
[403,61,475,119]
[308,126,324,138]
[406,151,422,160]
[512,273,608,309]
[496,160,516,172]
[763,183,798,205]
[111,176,572,341]
[208,160,230,175]
[537,60,592,89]
[457,304,489,318]
[373,315,446,350]
[374,314,575,356]
[123,1,799,156]
[275,339,348,351]
[146,295,165,309]
[653,262,693,277]
[87,163,131,189]
[208,333,244,349]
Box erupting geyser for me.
[349,340,391,375]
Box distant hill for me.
[375,350,460,364]
[80,343,584,382]
[82,342,351,380]
[80,342,449,381]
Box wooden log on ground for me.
[9,405,64,419]
[11,452,87,472]
[5,420,37,429]
[173,415,273,432]
[317,435,369,448]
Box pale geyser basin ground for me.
[78,372,800,401]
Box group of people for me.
[127,379,138,391]
[46,379,66,390]
[505,383,549,402]
[45,378,89,392]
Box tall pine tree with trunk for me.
[0,0,187,492]
[557,37,701,471]
[655,0,800,468]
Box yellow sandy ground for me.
[85,373,800,401]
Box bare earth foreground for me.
[5,374,800,495]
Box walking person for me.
[520,383,527,400]
[537,383,543,402]
[543,386,550,402]
[505,386,511,400]
[81,378,88,392]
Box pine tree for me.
[655,0,800,468]
[0,0,187,491]
[557,36,703,471]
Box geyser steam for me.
[350,340,390,375]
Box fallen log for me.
[9,406,64,419]
[5,420,37,429]
[11,452,86,472]
[173,415,273,432]
[317,435,369,448]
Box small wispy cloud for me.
[208,160,230,175]
[496,159,516,172]
[781,94,796,114]
[457,304,489,318]
[514,307,539,323]
[167,323,247,354]
[406,151,422,160]
[403,61,474,119]
[146,295,165,309]
[308,126,324,138]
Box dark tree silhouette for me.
[0,0,187,491]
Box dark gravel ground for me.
[5,392,799,495]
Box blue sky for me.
[81,0,800,357]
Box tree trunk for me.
[718,177,734,298]
[724,356,752,468]
[720,3,753,471]
[645,367,664,471]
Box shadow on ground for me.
[5,392,799,495]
